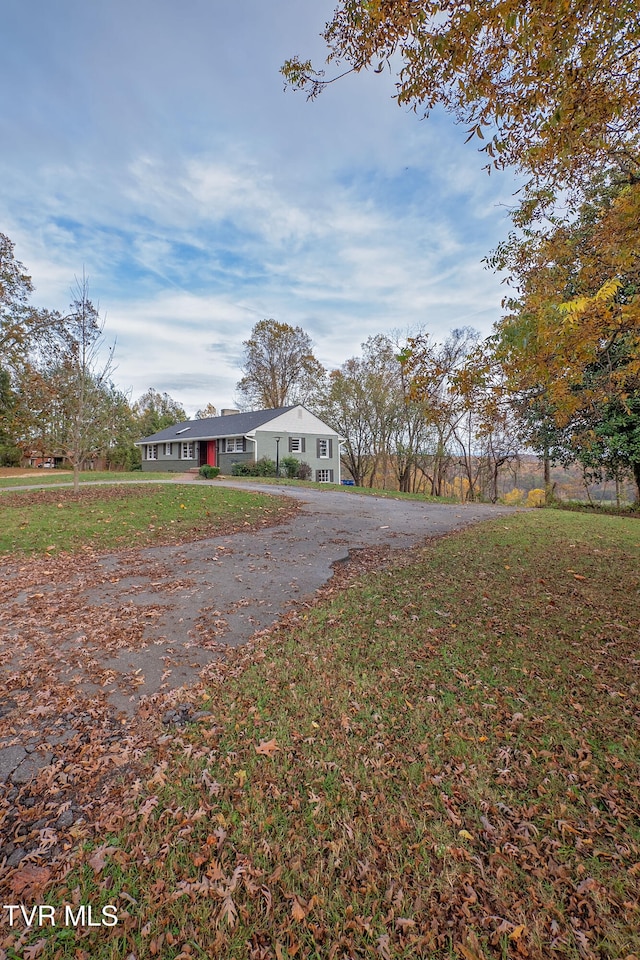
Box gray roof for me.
[136,406,296,444]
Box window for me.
[145,444,158,461]
[225,437,244,453]
[317,438,332,458]
[164,443,172,456]
[289,437,305,453]
[316,469,334,483]
[180,442,194,460]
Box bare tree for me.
[54,275,116,491]
[402,328,480,497]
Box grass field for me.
[0,483,297,555]
[0,469,178,488]
[0,470,447,502]
[224,475,452,501]
[4,510,637,959]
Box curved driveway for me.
[3,481,516,716]
[82,481,515,708]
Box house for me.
[136,405,342,482]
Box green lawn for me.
[0,469,176,488]
[225,475,452,501]
[0,483,297,555]
[7,510,638,959]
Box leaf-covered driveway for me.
[0,482,512,757]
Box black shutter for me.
[328,439,333,458]
[301,438,306,453]
[288,437,293,452]
[242,437,246,452]
[329,469,334,482]
[316,439,320,458]
[315,470,320,482]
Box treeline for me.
[2,189,639,503]
[0,238,200,488]
[217,318,522,501]
[233,303,639,504]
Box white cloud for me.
[0,0,520,416]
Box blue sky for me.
[1,0,521,415]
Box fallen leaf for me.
[88,844,118,873]
[255,738,279,757]
[456,944,485,960]
[10,865,52,897]
[291,897,306,921]
[395,917,416,930]
[23,940,48,960]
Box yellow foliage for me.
[526,488,546,507]
[443,476,470,500]
[559,276,623,321]
[503,487,525,505]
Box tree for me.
[453,342,522,502]
[0,233,34,362]
[133,388,187,437]
[236,320,325,409]
[318,333,435,492]
[320,357,379,487]
[0,232,61,370]
[195,403,218,419]
[283,1,640,201]
[401,328,480,497]
[40,277,117,491]
[0,367,21,465]
[580,394,640,499]
[104,391,141,472]
[493,175,640,500]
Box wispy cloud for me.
[0,0,520,415]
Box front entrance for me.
[199,441,217,467]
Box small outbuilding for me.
[136,405,342,482]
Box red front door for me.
[207,441,216,466]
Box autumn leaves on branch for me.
[283,0,640,500]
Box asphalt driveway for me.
[0,482,514,786]
[4,481,517,711]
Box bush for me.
[280,455,300,479]
[503,487,525,505]
[107,443,141,472]
[231,459,277,477]
[199,465,220,479]
[526,488,546,507]
[0,444,22,467]
[297,461,312,481]
[232,461,255,476]
[253,457,277,477]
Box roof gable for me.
[258,406,339,436]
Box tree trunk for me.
[544,450,552,504]
[633,460,640,504]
